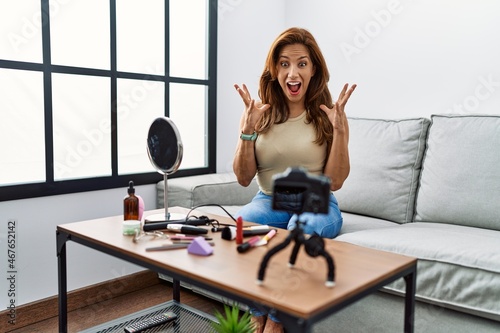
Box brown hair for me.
[257,27,333,146]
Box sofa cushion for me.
[336,223,500,321]
[339,212,399,235]
[335,117,430,223]
[414,114,500,230]
[157,172,258,210]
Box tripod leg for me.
[257,234,293,284]
[319,249,336,287]
[288,231,303,267]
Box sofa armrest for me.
[156,172,258,209]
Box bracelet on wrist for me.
[240,131,258,141]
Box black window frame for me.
[0,0,217,202]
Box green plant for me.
[211,304,255,333]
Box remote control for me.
[124,311,177,333]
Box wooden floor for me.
[8,281,225,333]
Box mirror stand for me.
[145,173,186,222]
[143,116,186,223]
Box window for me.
[0,0,217,201]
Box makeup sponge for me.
[187,237,213,256]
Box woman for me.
[233,27,356,333]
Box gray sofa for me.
[157,114,500,332]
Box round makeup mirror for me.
[147,117,183,175]
[145,117,184,221]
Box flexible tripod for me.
[256,217,336,288]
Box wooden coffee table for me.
[57,207,416,332]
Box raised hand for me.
[320,83,357,133]
[234,83,271,132]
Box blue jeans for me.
[236,191,343,238]
[236,191,343,322]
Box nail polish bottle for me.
[124,181,139,221]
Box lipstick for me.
[237,236,261,253]
[236,216,243,244]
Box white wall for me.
[2,0,500,307]
[216,0,286,172]
[215,0,500,172]
[0,0,286,309]
[0,184,158,306]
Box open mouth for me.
[287,82,301,95]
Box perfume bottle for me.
[124,181,139,221]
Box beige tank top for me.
[255,111,327,195]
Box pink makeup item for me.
[237,236,261,253]
[255,229,277,246]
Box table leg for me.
[57,231,69,333]
[274,311,312,333]
[404,267,417,333]
[173,278,181,301]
